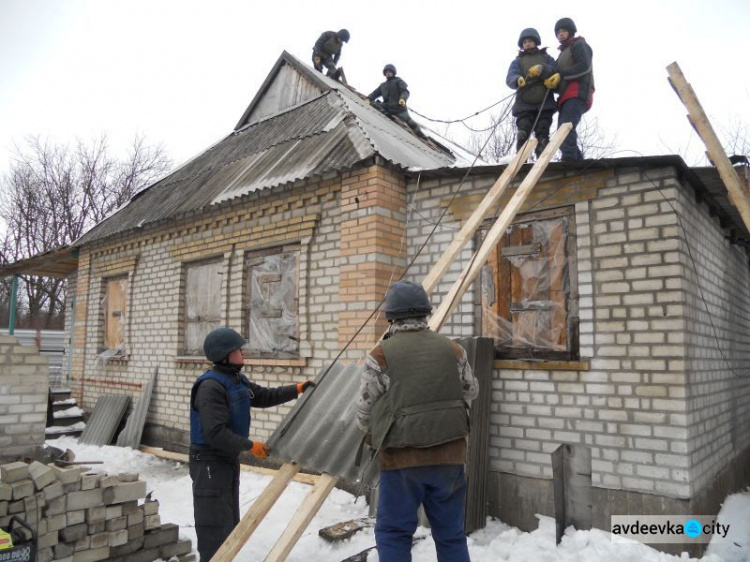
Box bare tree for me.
[0,135,171,328]
[721,119,750,157]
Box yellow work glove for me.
[398,98,406,106]
[544,73,560,89]
[528,64,542,78]
[250,441,269,459]
[313,56,321,65]
[365,99,371,105]
[517,76,526,88]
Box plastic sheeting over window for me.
[103,276,128,351]
[246,249,299,357]
[480,215,571,356]
[184,260,222,355]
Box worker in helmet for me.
[366,64,424,136]
[312,28,350,79]
[356,281,478,561]
[505,27,558,159]
[189,327,314,561]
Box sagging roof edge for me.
[0,246,79,279]
[408,154,750,242]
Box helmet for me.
[203,328,246,363]
[517,28,541,49]
[382,281,432,320]
[382,64,397,76]
[337,29,350,43]
[554,18,577,35]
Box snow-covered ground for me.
[51,438,747,562]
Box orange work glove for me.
[250,441,269,459]
[296,380,316,395]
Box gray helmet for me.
[203,328,246,363]
[383,64,397,76]
[555,17,577,35]
[382,281,432,320]
[337,29,350,43]
[518,28,541,49]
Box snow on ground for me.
[45,421,86,434]
[53,406,84,418]
[51,438,745,562]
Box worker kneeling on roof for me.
[356,281,478,561]
[189,327,314,561]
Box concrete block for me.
[8,499,24,514]
[38,530,59,549]
[46,513,66,532]
[60,522,88,542]
[102,481,147,505]
[49,464,83,485]
[67,509,85,525]
[120,501,139,515]
[89,532,109,549]
[10,479,33,500]
[142,499,159,515]
[117,473,139,483]
[66,489,103,511]
[160,538,193,558]
[72,546,110,562]
[45,494,66,515]
[0,501,6,517]
[143,523,179,549]
[105,505,122,520]
[127,508,143,527]
[36,516,48,535]
[73,535,90,552]
[36,546,54,562]
[88,520,105,534]
[178,554,197,562]
[28,461,57,490]
[106,515,127,532]
[108,546,157,562]
[143,514,160,530]
[86,505,106,523]
[43,480,63,502]
[0,461,29,483]
[108,529,128,547]
[63,481,81,493]
[53,541,75,559]
[110,536,144,557]
[80,474,101,491]
[127,522,144,540]
[98,475,120,488]
[0,482,12,501]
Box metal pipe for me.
[8,274,18,335]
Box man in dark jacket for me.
[544,17,594,161]
[356,281,478,561]
[189,327,313,561]
[367,64,424,136]
[312,28,350,79]
[506,27,558,158]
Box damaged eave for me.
[0,246,79,279]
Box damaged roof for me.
[76,51,475,246]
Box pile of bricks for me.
[0,460,193,562]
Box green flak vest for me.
[556,40,595,97]
[371,330,469,450]
[518,51,550,105]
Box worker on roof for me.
[312,28,350,80]
[189,327,314,561]
[356,281,478,562]
[543,17,595,161]
[366,64,425,137]
[506,27,558,159]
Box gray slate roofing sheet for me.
[78,395,131,446]
[116,368,157,449]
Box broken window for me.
[479,208,578,360]
[245,247,300,358]
[184,259,223,356]
[103,276,128,352]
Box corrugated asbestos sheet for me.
[116,368,157,449]
[75,52,474,246]
[267,362,380,487]
[78,395,131,446]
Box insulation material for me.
[247,250,299,355]
[184,260,222,355]
[104,277,127,351]
[481,216,570,353]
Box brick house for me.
[4,51,750,537]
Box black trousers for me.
[190,452,241,561]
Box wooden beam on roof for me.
[667,62,750,233]
[0,246,79,278]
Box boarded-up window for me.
[480,209,577,360]
[184,259,223,356]
[245,247,300,357]
[104,276,128,351]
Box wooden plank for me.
[667,62,750,232]
[212,462,302,562]
[429,123,572,332]
[421,139,537,295]
[264,473,339,562]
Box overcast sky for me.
[1,0,749,175]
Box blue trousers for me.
[557,98,587,161]
[375,465,470,562]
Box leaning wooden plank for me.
[265,473,339,562]
[117,367,158,448]
[211,462,301,562]
[78,395,131,445]
[666,62,750,232]
[429,123,572,331]
[421,138,537,295]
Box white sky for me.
[1,0,749,175]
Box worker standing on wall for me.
[356,281,478,561]
[189,327,314,561]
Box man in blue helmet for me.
[356,281,478,561]
[189,327,314,561]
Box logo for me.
[684,519,702,538]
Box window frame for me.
[102,275,129,353]
[182,257,224,357]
